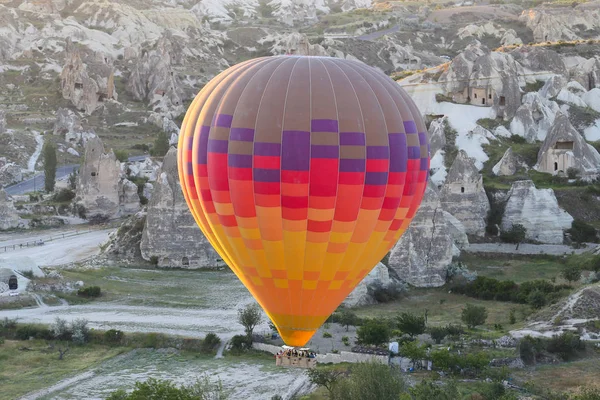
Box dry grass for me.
[513,357,600,394]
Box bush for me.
[52,188,75,203]
[229,334,252,353]
[77,286,102,298]
[149,256,159,265]
[368,282,404,303]
[201,332,221,354]
[429,326,447,344]
[400,340,427,369]
[396,312,426,338]
[106,376,227,400]
[527,289,547,309]
[104,329,124,345]
[114,149,129,162]
[500,224,527,249]
[16,325,52,340]
[342,336,350,346]
[568,219,597,243]
[332,362,406,400]
[356,319,390,347]
[339,309,360,331]
[51,317,71,341]
[323,332,332,338]
[561,264,582,283]
[410,380,459,400]
[71,318,89,344]
[547,331,585,361]
[461,304,488,329]
[567,167,580,179]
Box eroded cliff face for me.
[500,180,573,244]
[140,147,222,268]
[0,189,23,230]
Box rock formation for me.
[540,75,567,99]
[520,6,600,42]
[493,147,520,176]
[536,113,600,175]
[571,57,600,91]
[343,262,395,308]
[510,92,560,143]
[428,116,447,157]
[0,110,5,134]
[582,88,600,113]
[0,158,22,187]
[140,147,222,268]
[457,22,522,46]
[118,179,141,216]
[60,38,117,115]
[0,190,23,230]
[557,81,587,107]
[126,36,185,118]
[500,180,573,244]
[439,151,490,236]
[74,136,122,220]
[387,182,458,287]
[510,48,567,76]
[103,212,147,262]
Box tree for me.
[568,219,597,244]
[410,380,459,400]
[237,303,262,338]
[461,304,488,329]
[151,131,170,157]
[356,318,390,347]
[106,376,227,400]
[562,265,582,283]
[396,312,426,338]
[306,368,343,399]
[332,363,406,400]
[114,149,129,162]
[43,142,57,192]
[527,289,547,309]
[400,340,427,369]
[429,326,447,344]
[339,309,359,332]
[68,169,78,190]
[500,223,527,250]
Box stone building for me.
[536,113,600,175]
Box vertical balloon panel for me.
[178,56,429,347]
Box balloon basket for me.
[275,346,317,369]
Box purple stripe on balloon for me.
[418,132,427,144]
[208,139,228,154]
[420,158,429,170]
[254,142,281,156]
[365,171,389,185]
[340,132,365,146]
[230,127,255,142]
[214,114,233,128]
[389,133,407,173]
[198,126,210,164]
[311,119,339,133]
[340,159,366,172]
[186,162,193,175]
[253,168,280,182]
[311,145,339,159]
[404,121,417,134]
[187,135,194,150]
[228,154,252,168]
[282,130,310,171]
[367,146,390,159]
[408,146,420,160]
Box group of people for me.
[276,349,316,359]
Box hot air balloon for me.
[178,56,429,347]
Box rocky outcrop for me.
[520,7,600,42]
[536,113,600,175]
[127,158,161,182]
[582,88,600,113]
[457,22,522,46]
[126,36,185,118]
[60,38,117,115]
[428,117,447,157]
[0,110,5,134]
[500,180,573,244]
[343,262,394,307]
[493,147,521,176]
[118,179,141,216]
[510,48,567,76]
[388,182,457,287]
[556,81,587,107]
[540,75,567,99]
[571,57,600,91]
[510,92,560,143]
[75,136,122,220]
[439,151,490,236]
[140,147,222,268]
[553,283,600,321]
[0,158,22,187]
[0,190,23,230]
[103,212,147,262]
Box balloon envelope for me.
[178,56,429,347]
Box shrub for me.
[410,380,459,400]
[567,167,580,179]
[568,219,597,244]
[461,304,488,329]
[444,324,464,338]
[21,270,35,279]
[500,224,527,249]
[342,336,350,346]
[429,326,447,344]
[561,264,582,283]
[16,325,52,340]
[114,149,129,162]
[201,332,221,354]
[509,309,517,324]
[306,368,344,399]
[396,312,426,338]
[400,340,427,369]
[332,362,407,400]
[339,309,359,331]
[356,318,390,347]
[323,332,332,338]
[237,303,262,338]
[547,331,585,361]
[229,334,252,353]
[52,188,75,203]
[106,376,227,400]
[149,256,159,265]
[368,282,404,303]
[104,329,124,345]
[527,289,547,309]
[77,286,101,298]
[71,318,89,344]
[52,317,71,341]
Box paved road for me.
[4,155,147,195]
[357,25,400,41]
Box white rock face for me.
[571,57,600,91]
[127,158,161,182]
[582,88,600,113]
[343,262,391,308]
[457,22,522,46]
[556,81,587,107]
[75,136,122,220]
[0,159,22,187]
[439,150,490,236]
[493,147,519,176]
[0,110,5,134]
[540,75,567,99]
[0,190,24,230]
[510,92,560,143]
[500,180,573,244]
[536,113,600,175]
[520,6,600,42]
[428,116,447,157]
[388,182,457,287]
[119,178,141,216]
[67,148,80,157]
